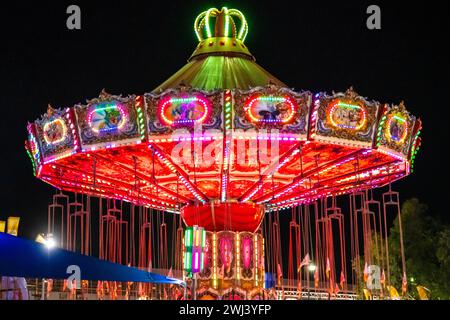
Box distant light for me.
[410,277,415,283]
[308,264,317,272]
[38,233,57,250]
[35,233,46,244]
[45,237,56,249]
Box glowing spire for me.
[194,7,249,42]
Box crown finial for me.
[99,88,111,99]
[47,104,55,116]
[398,101,407,111]
[194,7,248,42]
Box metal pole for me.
[193,273,197,300]
[183,272,188,300]
[41,279,45,300]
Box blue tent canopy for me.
[0,233,184,285]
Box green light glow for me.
[337,102,361,109]
[185,228,192,247]
[205,8,215,38]
[393,115,406,123]
[194,12,207,41]
[223,7,229,37]
[258,96,285,102]
[229,9,248,41]
[26,148,36,176]
[194,7,249,42]
[200,252,204,270]
[185,252,191,270]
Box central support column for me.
[181,202,266,299]
[181,202,265,232]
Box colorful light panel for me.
[184,225,206,274]
[386,114,409,143]
[158,95,211,126]
[87,102,127,134]
[244,95,296,124]
[43,118,68,145]
[328,100,367,130]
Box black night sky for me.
[0,0,449,240]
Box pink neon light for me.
[194,251,199,270]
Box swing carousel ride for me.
[24,7,422,300]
